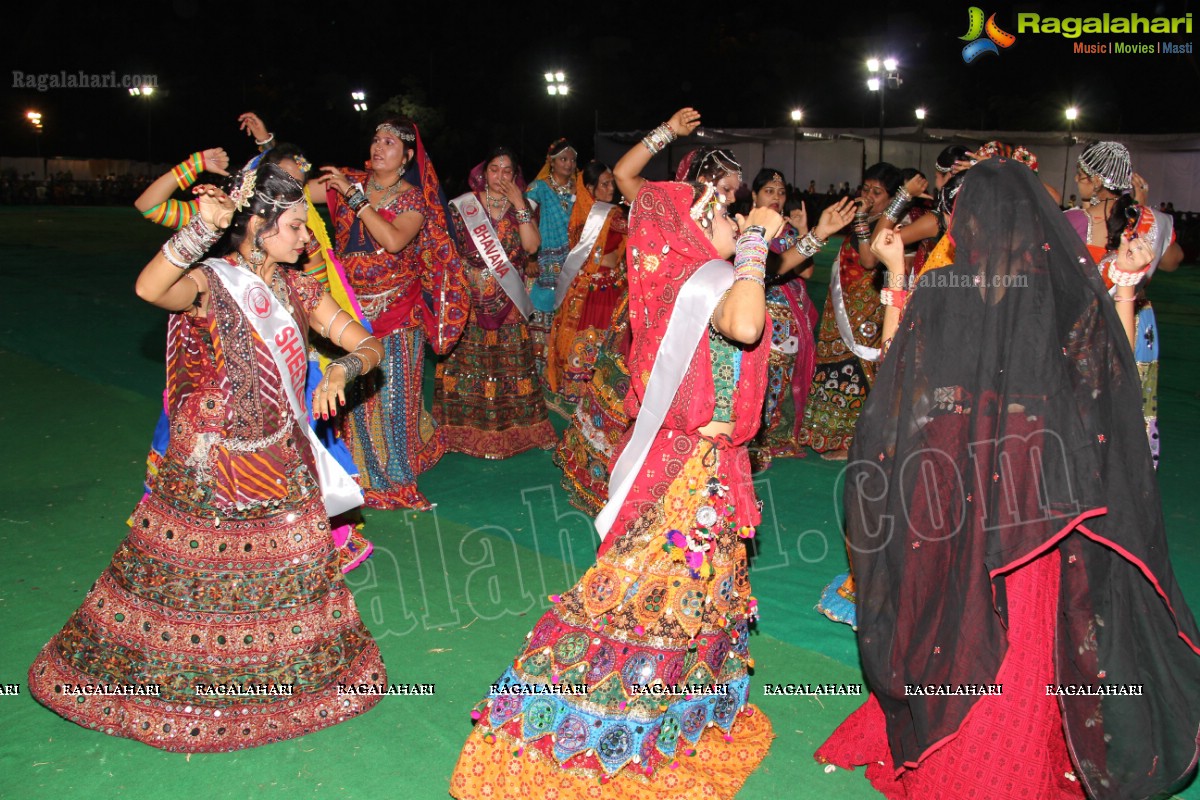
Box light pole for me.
[1062,106,1079,206]
[544,70,569,132]
[26,110,43,157]
[915,107,927,174]
[790,108,803,189]
[129,85,156,162]
[866,57,900,163]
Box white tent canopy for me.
[594,127,1200,212]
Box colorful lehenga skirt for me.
[28,450,385,751]
[798,275,880,454]
[553,303,631,515]
[450,438,773,799]
[545,265,625,418]
[749,283,815,470]
[341,324,445,509]
[435,313,557,459]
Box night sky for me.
[5,0,1197,189]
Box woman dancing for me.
[450,117,783,798]
[29,163,387,751]
[313,118,468,509]
[816,158,1200,799]
[545,159,628,416]
[436,148,557,459]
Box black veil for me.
[845,158,1200,798]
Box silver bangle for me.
[884,187,912,223]
[161,240,191,269]
[329,354,363,382]
[641,122,677,155]
[323,308,346,338]
[794,230,826,260]
[333,315,355,347]
[514,207,533,225]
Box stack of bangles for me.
[345,186,371,216]
[734,228,768,288]
[880,286,908,311]
[171,152,208,191]
[884,186,913,223]
[853,211,873,243]
[793,229,827,259]
[162,215,223,269]
[515,207,533,225]
[327,339,384,384]
[1104,254,1151,291]
[641,122,677,155]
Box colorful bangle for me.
[884,186,913,223]
[641,122,677,155]
[734,231,768,287]
[171,152,205,191]
[880,288,908,309]
[514,207,533,225]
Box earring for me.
[248,236,266,266]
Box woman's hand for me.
[739,206,785,240]
[311,365,347,420]
[499,178,526,208]
[193,184,234,230]
[903,173,929,198]
[1116,230,1155,274]
[951,151,980,175]
[871,228,907,275]
[667,107,702,138]
[238,112,270,143]
[814,197,856,240]
[317,166,355,196]
[202,147,230,176]
[788,202,808,235]
[1132,172,1150,207]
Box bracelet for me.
[641,122,678,155]
[161,241,191,269]
[143,198,197,229]
[171,152,205,191]
[1113,296,1138,303]
[351,339,384,369]
[884,187,913,223]
[880,288,908,309]
[255,133,275,148]
[163,215,222,267]
[323,308,346,338]
[1106,256,1150,287]
[515,207,533,225]
[734,231,768,287]
[329,354,364,382]
[794,230,826,259]
[853,211,872,243]
[346,187,370,215]
[333,315,355,347]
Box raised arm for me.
[711,206,785,344]
[134,184,233,313]
[134,149,229,228]
[614,108,701,201]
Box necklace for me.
[485,187,510,211]
[546,174,573,211]
[367,172,403,209]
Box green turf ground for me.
[1,207,1197,798]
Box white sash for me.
[555,201,614,309]
[205,258,364,518]
[594,259,733,541]
[829,251,882,362]
[451,193,534,319]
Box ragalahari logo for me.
[960,7,1017,62]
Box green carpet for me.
[0,207,1197,798]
